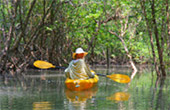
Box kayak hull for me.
[65,75,99,91]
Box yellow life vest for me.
[65,59,94,80]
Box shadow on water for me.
[0,68,169,110]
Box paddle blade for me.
[33,60,55,69]
[106,74,131,83]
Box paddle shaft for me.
[96,73,107,77]
[59,67,107,77]
[52,66,106,76]
[55,66,66,69]
[43,65,107,77]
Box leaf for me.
[46,27,53,31]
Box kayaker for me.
[65,48,95,80]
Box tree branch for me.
[109,30,138,79]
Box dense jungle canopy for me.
[0,0,169,76]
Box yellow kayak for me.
[65,75,99,91]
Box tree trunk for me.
[151,0,166,76]
[166,0,170,55]
[140,0,161,76]
[106,46,110,69]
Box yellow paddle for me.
[33,60,131,83]
[33,60,66,69]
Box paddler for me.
[65,48,95,80]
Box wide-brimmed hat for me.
[72,48,88,59]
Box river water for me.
[0,67,169,110]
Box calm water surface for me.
[0,68,170,110]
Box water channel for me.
[0,67,169,110]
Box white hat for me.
[75,48,86,53]
[72,48,88,59]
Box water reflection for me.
[65,86,98,110]
[106,92,130,102]
[0,69,169,110]
[151,77,167,110]
[33,101,52,110]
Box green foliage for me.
[0,0,169,68]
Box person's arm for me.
[85,63,95,78]
[65,68,70,78]
[64,61,73,79]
